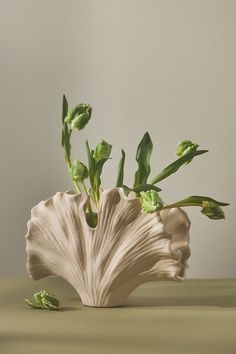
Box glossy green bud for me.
[201,201,225,220]
[93,140,112,161]
[64,104,92,131]
[176,140,199,165]
[176,140,199,157]
[71,160,89,182]
[140,190,164,213]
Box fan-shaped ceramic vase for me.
[25,188,191,307]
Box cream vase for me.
[25,188,191,307]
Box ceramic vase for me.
[25,188,191,307]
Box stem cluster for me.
[61,95,229,226]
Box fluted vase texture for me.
[25,188,191,307]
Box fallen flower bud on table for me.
[25,290,60,310]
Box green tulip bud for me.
[176,140,199,157]
[201,201,225,220]
[93,140,112,161]
[71,160,89,182]
[140,190,164,213]
[71,113,90,130]
[64,104,92,131]
[176,140,199,165]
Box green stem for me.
[65,156,82,193]
[81,180,89,196]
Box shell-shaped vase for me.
[25,188,191,307]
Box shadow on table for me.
[126,292,236,308]
[60,306,80,311]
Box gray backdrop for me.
[0,0,235,277]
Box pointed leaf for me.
[162,195,229,208]
[94,158,108,192]
[63,125,71,160]
[120,184,161,195]
[161,195,229,220]
[133,184,162,193]
[61,95,68,147]
[116,149,126,187]
[151,150,208,184]
[86,140,95,189]
[62,95,68,124]
[134,132,153,188]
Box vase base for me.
[83,303,126,308]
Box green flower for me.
[71,160,89,182]
[140,190,164,213]
[93,140,112,161]
[176,140,199,164]
[64,104,92,131]
[25,290,60,310]
[201,201,225,220]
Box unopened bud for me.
[140,190,164,213]
[71,160,89,182]
[93,140,112,161]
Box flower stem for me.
[65,157,82,193]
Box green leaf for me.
[63,124,71,160]
[94,158,108,195]
[162,195,229,208]
[86,140,95,190]
[61,95,68,147]
[61,95,71,161]
[133,184,162,193]
[161,195,229,220]
[121,185,133,195]
[133,132,153,188]
[86,139,111,203]
[62,95,68,124]
[120,184,161,195]
[151,150,208,184]
[116,149,126,187]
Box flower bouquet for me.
[25,96,229,307]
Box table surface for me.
[1,277,236,354]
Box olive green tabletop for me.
[1,277,236,354]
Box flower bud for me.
[140,190,164,213]
[176,140,199,157]
[93,140,112,161]
[71,112,90,130]
[201,201,225,220]
[64,104,92,131]
[71,160,89,182]
[176,140,199,165]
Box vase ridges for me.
[26,188,191,307]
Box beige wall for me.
[0,0,235,277]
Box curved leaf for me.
[116,149,126,187]
[85,140,95,190]
[162,195,229,208]
[133,132,153,188]
[151,150,208,184]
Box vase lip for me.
[63,187,137,199]
[64,188,189,215]
[38,188,190,220]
